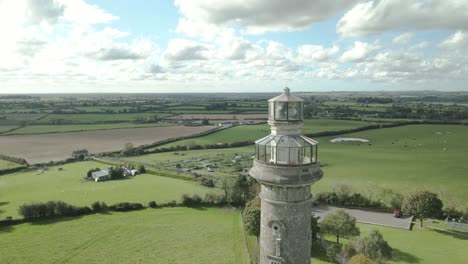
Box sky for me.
[0,0,467,93]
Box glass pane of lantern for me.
[276,147,288,165]
[288,102,300,120]
[304,146,312,164]
[269,101,275,120]
[289,147,300,165]
[275,102,287,120]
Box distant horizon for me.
[1,89,467,95]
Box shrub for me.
[199,177,214,187]
[181,194,203,207]
[91,201,108,212]
[148,201,158,208]
[138,164,147,173]
[109,202,144,212]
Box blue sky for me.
[0,0,467,93]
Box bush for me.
[204,193,225,205]
[109,202,144,212]
[199,177,215,187]
[181,194,203,207]
[18,201,92,219]
[148,201,158,208]
[91,201,108,212]
[138,165,147,173]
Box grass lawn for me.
[0,161,217,218]
[153,119,371,149]
[318,223,467,264]
[358,223,467,264]
[6,122,172,135]
[0,159,24,170]
[314,124,468,208]
[0,207,249,264]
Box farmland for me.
[33,113,173,125]
[1,91,468,263]
[5,122,171,135]
[0,208,249,264]
[0,125,216,164]
[0,161,217,218]
[316,124,468,208]
[126,123,468,208]
[153,119,371,150]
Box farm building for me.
[91,170,109,182]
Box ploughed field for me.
[0,208,249,264]
[0,161,217,218]
[0,125,216,164]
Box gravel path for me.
[312,205,413,230]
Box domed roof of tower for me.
[268,87,304,102]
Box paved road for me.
[312,205,413,230]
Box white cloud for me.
[392,33,413,44]
[58,0,118,25]
[297,45,339,62]
[340,41,379,62]
[439,31,468,49]
[162,39,211,63]
[175,0,358,34]
[338,0,468,37]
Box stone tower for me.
[250,88,323,264]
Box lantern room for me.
[268,87,304,122]
[255,134,318,166]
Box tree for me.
[402,191,443,227]
[326,243,340,263]
[321,209,360,244]
[348,254,377,264]
[356,230,392,263]
[243,206,261,239]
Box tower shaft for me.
[259,184,312,264]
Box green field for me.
[6,123,172,135]
[33,113,173,124]
[0,160,24,170]
[357,223,466,264]
[152,119,371,149]
[0,126,18,133]
[0,208,249,264]
[140,123,468,208]
[0,161,217,218]
[315,124,468,208]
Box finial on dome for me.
[284,87,290,95]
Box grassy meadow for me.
[315,124,468,208]
[0,126,18,134]
[0,160,24,170]
[0,208,249,264]
[0,161,217,218]
[6,122,172,135]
